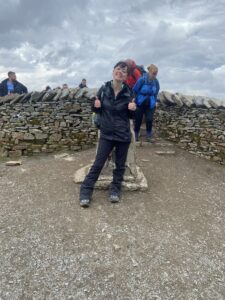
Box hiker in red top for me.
[124,59,142,89]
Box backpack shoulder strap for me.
[97,83,106,101]
[100,83,106,104]
[140,74,147,88]
[143,73,148,83]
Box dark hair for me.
[113,61,128,70]
[82,78,86,81]
[8,71,15,77]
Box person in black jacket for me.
[79,78,87,88]
[0,71,28,97]
[79,61,136,207]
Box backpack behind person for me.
[124,59,142,89]
[136,65,147,76]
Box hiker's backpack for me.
[130,65,146,84]
[92,84,106,128]
[136,65,147,76]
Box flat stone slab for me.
[54,153,75,161]
[154,142,174,147]
[5,160,22,166]
[54,153,69,159]
[74,164,148,191]
[155,150,176,155]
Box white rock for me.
[54,153,69,159]
[172,93,183,107]
[181,95,193,107]
[64,156,75,161]
[5,160,22,166]
[155,151,176,155]
[131,258,138,267]
[113,244,121,251]
[162,91,175,105]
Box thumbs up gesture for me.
[128,98,136,111]
[94,97,101,108]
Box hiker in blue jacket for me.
[133,64,160,141]
[0,71,28,97]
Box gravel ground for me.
[0,139,225,300]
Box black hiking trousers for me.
[134,100,155,134]
[79,138,130,200]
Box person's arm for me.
[132,76,144,96]
[149,79,160,108]
[155,79,160,96]
[14,82,27,94]
[22,84,28,94]
[0,82,4,97]
[92,85,104,113]
[150,79,160,96]
[128,95,137,119]
[128,103,136,119]
[154,79,160,107]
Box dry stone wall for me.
[155,91,225,164]
[0,88,98,157]
[0,88,225,165]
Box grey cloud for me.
[0,0,225,99]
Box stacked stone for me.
[157,91,225,109]
[1,88,225,164]
[0,88,98,157]
[155,91,225,164]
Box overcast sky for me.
[0,0,225,99]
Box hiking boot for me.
[146,131,153,142]
[109,192,120,203]
[80,199,91,207]
[146,136,153,143]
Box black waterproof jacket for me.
[0,78,28,97]
[93,81,134,142]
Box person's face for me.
[9,73,16,81]
[82,79,86,85]
[149,69,158,79]
[63,84,68,89]
[113,65,128,82]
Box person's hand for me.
[128,98,136,111]
[94,98,101,108]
